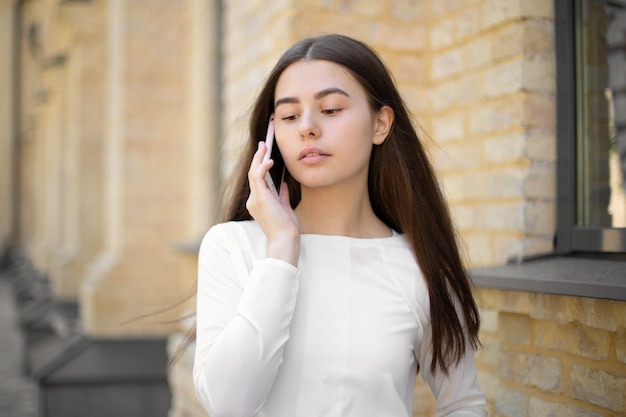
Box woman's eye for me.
[281,114,299,121]
[322,108,341,115]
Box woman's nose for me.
[298,111,320,139]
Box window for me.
[556,0,626,253]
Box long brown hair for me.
[220,34,480,375]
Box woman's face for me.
[273,59,390,193]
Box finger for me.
[249,142,265,175]
[249,142,274,184]
[250,156,276,199]
[279,181,290,204]
[253,158,274,183]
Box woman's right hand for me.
[246,141,300,266]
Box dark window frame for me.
[470,1,626,301]
[555,0,626,254]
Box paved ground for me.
[0,274,39,417]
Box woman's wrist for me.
[267,234,300,267]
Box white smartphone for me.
[263,115,279,198]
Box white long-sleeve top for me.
[193,220,486,417]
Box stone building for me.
[0,0,625,416]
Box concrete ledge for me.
[471,256,626,301]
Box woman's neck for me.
[294,185,391,238]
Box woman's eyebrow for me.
[275,96,299,108]
[315,87,350,100]
[275,87,350,108]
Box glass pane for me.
[577,0,626,227]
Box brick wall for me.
[0,0,13,251]
[70,0,195,334]
[10,0,210,335]
[425,0,556,267]
[478,288,626,416]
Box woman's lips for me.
[298,147,330,164]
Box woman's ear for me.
[373,106,394,145]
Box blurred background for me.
[0,1,625,416]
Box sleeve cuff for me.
[256,257,299,277]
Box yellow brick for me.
[529,398,603,417]
[451,204,475,230]
[431,112,465,142]
[523,58,556,93]
[523,200,556,235]
[291,12,370,44]
[476,332,502,368]
[393,54,427,83]
[500,351,561,392]
[450,73,481,107]
[431,0,463,18]
[497,289,534,314]
[501,312,530,345]
[492,21,525,60]
[523,19,555,58]
[477,372,499,401]
[492,234,525,264]
[428,81,457,112]
[496,386,528,417]
[464,232,494,266]
[478,202,524,232]
[579,298,626,332]
[431,47,464,80]
[440,174,466,201]
[481,0,521,30]
[339,0,387,17]
[529,295,626,333]
[430,17,455,49]
[465,36,492,70]
[521,0,554,18]
[455,7,479,38]
[487,167,525,199]
[518,237,554,259]
[369,21,428,52]
[618,329,626,364]
[523,92,557,131]
[480,309,500,333]
[527,129,557,162]
[534,320,611,361]
[391,0,428,22]
[401,85,430,114]
[523,164,556,199]
[481,58,523,98]
[483,132,526,164]
[295,0,336,9]
[531,294,579,324]
[468,95,524,135]
[571,365,626,412]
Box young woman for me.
[193,34,486,417]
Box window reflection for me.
[577,0,626,228]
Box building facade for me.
[0,0,624,416]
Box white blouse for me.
[193,220,486,417]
